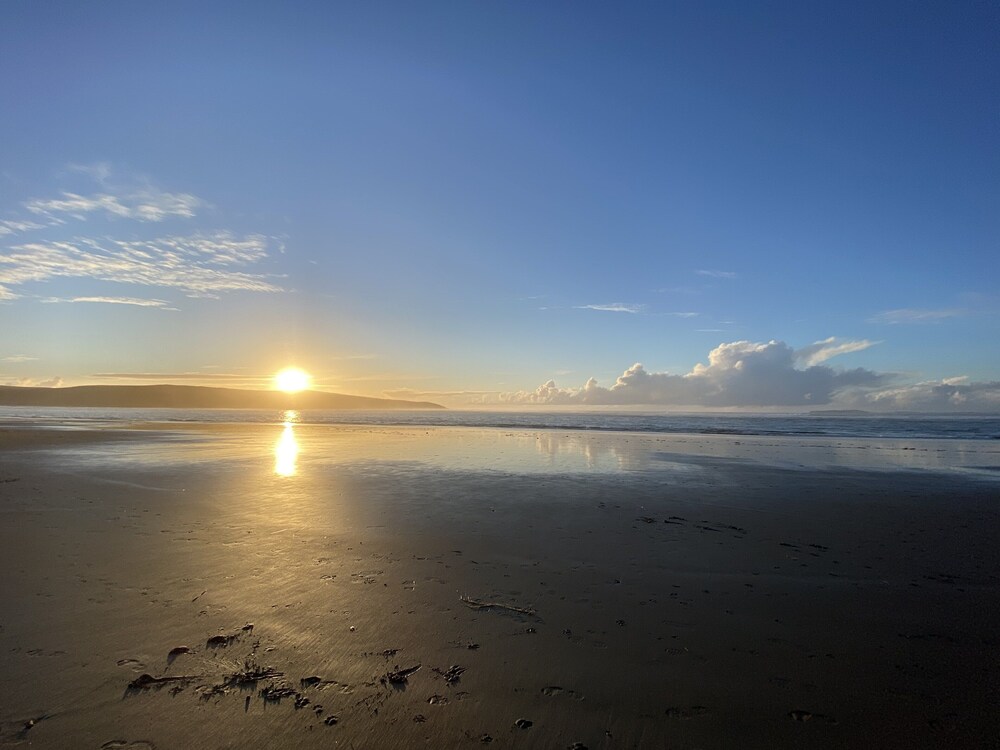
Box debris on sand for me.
[382,664,421,686]
[206,633,239,648]
[231,659,283,686]
[127,673,199,691]
[514,718,533,729]
[460,596,536,617]
[432,665,466,684]
[260,683,298,702]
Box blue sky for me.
[1,1,997,410]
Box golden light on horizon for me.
[275,367,311,393]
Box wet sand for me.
[1,423,998,749]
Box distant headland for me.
[0,384,445,410]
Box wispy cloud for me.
[382,388,498,400]
[664,311,699,318]
[25,188,202,223]
[43,296,176,309]
[870,308,965,324]
[795,337,878,366]
[91,372,265,381]
[328,353,378,361]
[0,232,282,300]
[695,269,737,279]
[0,219,46,236]
[1,354,38,362]
[5,376,63,388]
[574,303,643,314]
[65,162,112,184]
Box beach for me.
[1,421,998,749]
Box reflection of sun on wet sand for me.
[274,411,299,477]
[0,423,998,748]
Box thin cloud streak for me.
[574,303,643,313]
[870,308,965,324]
[42,296,175,308]
[695,269,737,279]
[92,372,268,381]
[795,337,878,366]
[0,219,45,236]
[24,188,202,223]
[4,376,64,388]
[383,388,498,399]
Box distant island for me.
[0,384,445,410]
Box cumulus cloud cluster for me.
[0,232,282,301]
[845,377,1000,411]
[499,339,886,407]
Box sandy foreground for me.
[0,422,998,749]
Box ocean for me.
[1,406,997,441]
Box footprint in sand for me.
[788,710,837,724]
[101,742,156,750]
[541,686,585,701]
[664,706,709,719]
[116,659,144,669]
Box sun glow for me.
[275,367,311,393]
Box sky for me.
[1,1,998,411]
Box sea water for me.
[0,406,996,441]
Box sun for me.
[275,367,311,393]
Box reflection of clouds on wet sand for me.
[533,432,610,469]
[531,431,706,474]
[27,421,1000,483]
